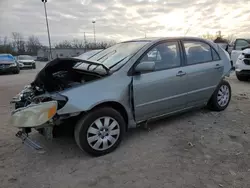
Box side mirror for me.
[134,61,155,73]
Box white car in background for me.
[231,38,250,67]
[17,55,36,69]
[235,48,250,81]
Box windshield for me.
[0,54,14,62]
[18,55,33,60]
[87,41,149,69]
[78,49,103,60]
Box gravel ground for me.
[0,63,250,188]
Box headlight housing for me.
[10,101,58,128]
[9,63,17,67]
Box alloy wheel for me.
[87,116,120,151]
[217,85,230,107]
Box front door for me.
[132,41,188,122]
[181,40,224,107]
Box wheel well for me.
[91,102,129,127]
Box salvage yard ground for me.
[0,63,250,188]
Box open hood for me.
[31,58,108,93]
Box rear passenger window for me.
[183,41,213,65]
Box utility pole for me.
[92,20,96,45]
[41,0,52,60]
[84,32,87,52]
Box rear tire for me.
[74,107,126,156]
[236,73,248,81]
[207,80,231,111]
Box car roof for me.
[123,36,208,43]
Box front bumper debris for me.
[16,130,43,150]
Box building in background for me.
[37,48,87,61]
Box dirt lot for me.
[0,63,250,188]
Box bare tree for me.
[225,34,236,45]
[85,40,116,50]
[72,39,85,48]
[54,39,116,50]
[0,36,16,54]
[3,36,8,46]
[26,35,42,55]
[12,32,25,54]
[201,33,217,40]
[55,40,72,48]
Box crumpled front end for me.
[10,100,59,150]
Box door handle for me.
[214,64,222,69]
[176,71,186,77]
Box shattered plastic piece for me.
[188,142,195,147]
[229,170,236,176]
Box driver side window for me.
[140,41,181,71]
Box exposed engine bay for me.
[12,58,105,109]
[32,58,103,92]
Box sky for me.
[0,0,250,46]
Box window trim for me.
[211,48,220,61]
[234,39,250,50]
[180,39,221,66]
[128,40,184,76]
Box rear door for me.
[132,41,188,122]
[181,40,224,107]
[231,39,250,66]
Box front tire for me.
[207,80,231,111]
[74,107,126,156]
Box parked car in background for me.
[10,37,232,156]
[36,57,49,62]
[0,54,20,74]
[76,49,103,60]
[17,55,36,69]
[231,38,250,67]
[235,47,250,81]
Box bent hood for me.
[31,58,109,92]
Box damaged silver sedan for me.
[10,37,232,156]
